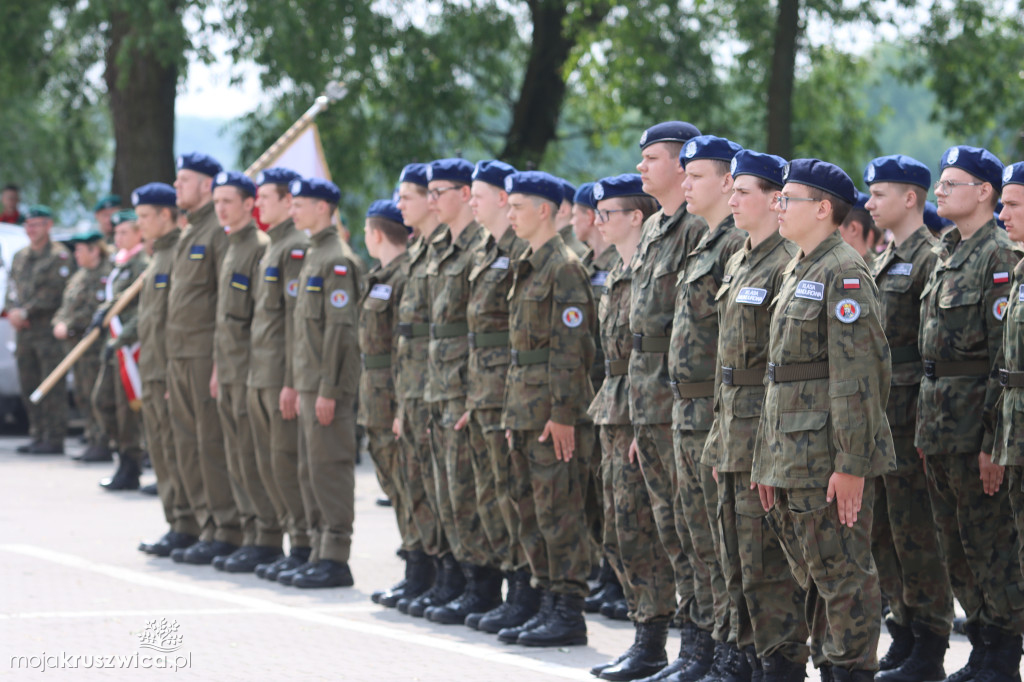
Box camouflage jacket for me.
[587,247,621,387]
[627,204,708,425]
[559,223,592,263]
[502,234,596,430]
[166,201,226,359]
[588,256,633,426]
[704,231,797,472]
[669,215,746,446]
[105,248,149,349]
[396,225,447,402]
[213,222,269,385]
[292,226,362,399]
[6,240,74,336]
[465,226,529,411]
[751,231,895,489]
[869,226,938,466]
[916,220,1023,456]
[54,262,111,337]
[137,229,179,384]
[425,220,486,402]
[994,256,1024,467]
[248,219,310,390]
[357,252,407,428]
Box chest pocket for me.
[1013,289,1024,322]
[521,283,551,341]
[780,298,824,361]
[938,285,982,351]
[682,257,719,320]
[183,245,211,286]
[639,240,683,289]
[880,275,913,294]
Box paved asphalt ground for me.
[0,433,972,681]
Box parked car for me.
[0,222,31,429]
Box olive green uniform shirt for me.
[137,229,180,384]
[213,222,269,384]
[166,201,226,359]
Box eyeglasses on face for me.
[427,185,460,200]
[595,208,635,222]
[773,194,819,211]
[933,180,982,194]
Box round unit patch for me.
[96,290,106,302]
[286,279,299,298]
[993,296,1008,321]
[834,298,861,324]
[562,306,584,328]
[330,289,349,308]
[59,266,69,278]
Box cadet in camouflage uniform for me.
[917,147,1024,681]
[208,171,280,574]
[587,174,671,681]
[421,157,497,625]
[702,150,807,682]
[557,179,592,263]
[53,230,111,462]
[393,163,444,614]
[7,205,72,454]
[132,183,200,557]
[287,177,359,589]
[247,168,312,581]
[357,200,413,601]
[861,155,953,682]
[92,210,148,491]
[627,121,709,682]
[752,159,895,682]
[460,160,532,633]
[165,152,239,565]
[670,135,748,680]
[497,171,595,648]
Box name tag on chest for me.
[369,283,392,300]
[1019,284,1024,302]
[794,280,824,301]
[888,262,913,276]
[735,287,767,305]
[490,256,510,270]
[590,270,609,287]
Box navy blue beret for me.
[1002,161,1024,188]
[398,163,429,187]
[131,182,176,208]
[427,158,474,185]
[574,182,597,210]
[730,150,786,187]
[560,179,577,204]
[472,160,517,189]
[504,171,563,206]
[940,145,1004,190]
[366,199,410,232]
[680,135,742,167]
[639,121,701,150]
[854,191,870,210]
[782,158,857,205]
[864,154,931,190]
[256,167,301,187]
[176,152,223,177]
[213,171,256,198]
[923,201,953,232]
[289,177,341,204]
[593,174,646,202]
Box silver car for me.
[0,222,31,428]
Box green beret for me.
[26,205,52,219]
[92,194,122,212]
[64,229,105,246]
[110,209,137,227]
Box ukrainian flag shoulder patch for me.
[230,273,250,291]
[154,273,170,289]
[264,266,281,282]
[189,245,206,260]
[306,276,323,292]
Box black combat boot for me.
[875,623,948,682]
[517,593,588,647]
[944,621,986,682]
[759,652,806,682]
[381,550,434,608]
[697,641,752,682]
[829,668,873,682]
[258,547,310,581]
[398,555,442,614]
[598,621,670,680]
[408,554,463,617]
[497,589,554,643]
[635,622,700,682]
[372,550,407,604]
[99,455,141,491]
[879,619,915,672]
[744,647,763,682]
[586,562,622,612]
[973,627,1023,682]
[480,570,541,634]
[466,571,510,630]
[663,626,716,682]
[428,565,502,625]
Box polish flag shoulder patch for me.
[290,249,305,260]
[334,264,349,276]
[993,272,1010,284]
[842,278,861,290]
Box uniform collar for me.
[941,219,997,267]
[153,228,180,251]
[496,225,519,253]
[266,218,295,243]
[525,232,567,271]
[743,230,788,269]
[693,214,737,254]
[892,225,933,262]
[370,250,407,285]
[310,225,337,245]
[187,200,215,229]
[228,221,258,241]
[788,230,844,275]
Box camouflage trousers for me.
[871,429,953,636]
[509,426,593,597]
[367,426,418,552]
[92,352,143,461]
[399,397,443,557]
[718,470,808,662]
[16,330,67,443]
[167,356,238,544]
[142,380,198,536]
[926,454,1024,633]
[673,429,728,640]
[66,339,107,448]
[429,399,493,567]
[467,408,514,569]
[298,392,356,563]
[767,485,881,671]
[1009,467,1024,579]
[583,423,604,572]
[633,423,695,623]
[602,424,676,623]
[248,386,310,550]
[217,382,281,548]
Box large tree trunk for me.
[104,6,178,199]
[766,0,800,158]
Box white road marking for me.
[0,544,591,680]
